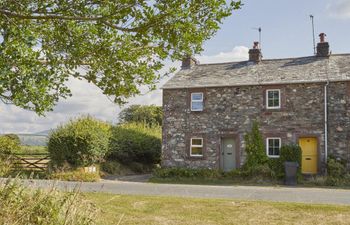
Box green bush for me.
[101,161,122,174]
[0,179,96,224]
[153,167,222,179]
[3,134,21,146]
[327,156,346,178]
[267,144,302,179]
[280,144,302,164]
[0,135,20,154]
[153,167,277,184]
[108,123,161,165]
[48,116,111,168]
[239,163,275,180]
[243,121,268,170]
[0,136,20,176]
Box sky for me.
[1,0,350,134]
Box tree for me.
[3,133,21,145]
[0,1,241,115]
[244,121,268,168]
[119,104,162,126]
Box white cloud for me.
[327,0,350,19]
[0,46,248,134]
[196,46,249,64]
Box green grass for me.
[86,193,350,225]
[18,145,48,154]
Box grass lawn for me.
[86,193,350,225]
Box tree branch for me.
[0,9,105,21]
[0,8,143,32]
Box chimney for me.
[181,55,199,69]
[316,33,330,57]
[248,42,262,62]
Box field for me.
[19,146,48,154]
[87,193,350,225]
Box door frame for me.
[219,134,240,171]
[296,134,321,174]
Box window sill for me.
[190,155,204,157]
[266,107,281,110]
[188,155,205,160]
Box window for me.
[266,89,281,109]
[266,138,281,158]
[191,92,203,111]
[190,138,203,157]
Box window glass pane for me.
[268,91,274,99]
[269,147,274,156]
[275,148,280,156]
[191,147,203,156]
[192,139,202,146]
[192,102,203,111]
[268,99,275,107]
[192,93,203,101]
[272,91,279,99]
[273,98,279,107]
[275,139,280,147]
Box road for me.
[3,178,350,205]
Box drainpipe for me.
[324,80,329,174]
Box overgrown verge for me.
[0,179,96,225]
[0,136,20,177]
[301,156,350,187]
[151,167,279,185]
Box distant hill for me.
[17,134,48,146]
[34,129,53,136]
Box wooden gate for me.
[12,153,50,172]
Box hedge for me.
[0,136,20,176]
[108,123,161,165]
[48,116,111,168]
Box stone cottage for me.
[161,33,350,174]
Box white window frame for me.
[266,89,281,109]
[191,92,204,111]
[190,138,203,157]
[266,137,281,158]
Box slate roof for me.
[162,54,350,89]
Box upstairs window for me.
[190,138,203,157]
[266,138,281,158]
[266,89,281,109]
[191,92,203,111]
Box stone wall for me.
[162,81,350,172]
[328,82,350,168]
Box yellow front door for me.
[299,137,318,174]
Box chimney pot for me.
[253,41,260,49]
[316,33,330,57]
[319,33,326,43]
[249,41,262,62]
[181,55,199,69]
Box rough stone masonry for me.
[162,36,350,173]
